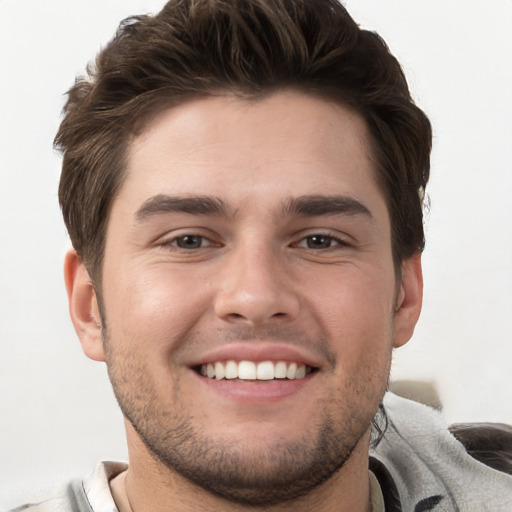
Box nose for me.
[214,242,300,326]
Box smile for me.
[199,360,315,381]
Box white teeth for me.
[225,360,238,379]
[256,361,274,380]
[286,362,297,379]
[295,365,306,379]
[275,361,287,378]
[214,362,225,380]
[199,360,311,381]
[238,360,256,380]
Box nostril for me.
[215,285,300,325]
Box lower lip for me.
[193,371,316,402]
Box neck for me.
[111,425,373,512]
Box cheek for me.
[309,267,396,352]
[102,264,215,353]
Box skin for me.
[65,91,423,512]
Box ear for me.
[393,252,423,348]
[64,249,105,362]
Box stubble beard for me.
[103,330,390,507]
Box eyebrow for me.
[135,194,373,222]
[135,195,232,221]
[282,195,373,219]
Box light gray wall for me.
[1,0,511,508]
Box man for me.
[13,0,512,511]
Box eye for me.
[305,235,334,249]
[173,235,209,249]
[159,234,216,251]
[297,234,345,249]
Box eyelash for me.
[159,232,350,251]
[160,234,217,250]
[294,233,350,250]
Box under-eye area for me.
[195,360,317,381]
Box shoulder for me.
[381,391,512,476]
[6,481,91,512]
[6,461,127,512]
[371,392,512,511]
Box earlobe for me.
[64,249,105,362]
[393,253,423,348]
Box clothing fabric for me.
[369,469,385,512]
[8,393,512,512]
[7,463,125,512]
[370,393,512,511]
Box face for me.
[68,91,422,506]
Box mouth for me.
[194,360,316,381]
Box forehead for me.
[121,91,385,217]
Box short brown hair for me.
[56,0,432,284]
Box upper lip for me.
[187,342,323,369]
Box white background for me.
[0,0,511,508]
